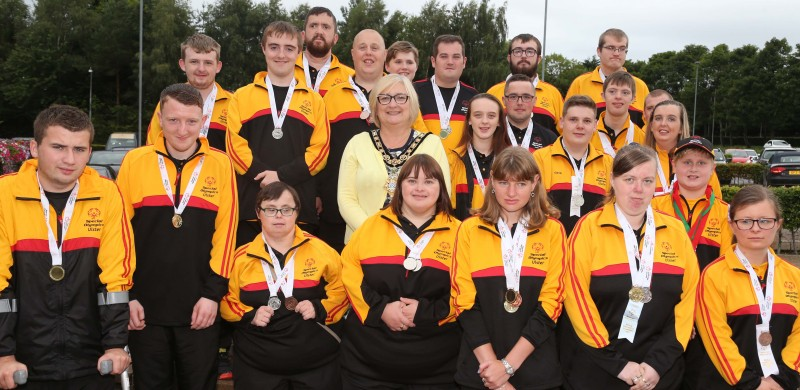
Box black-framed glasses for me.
[602,45,628,53]
[258,207,297,217]
[376,94,409,105]
[510,48,538,57]
[732,218,778,230]
[505,94,535,103]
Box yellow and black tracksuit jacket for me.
[563,203,699,389]
[654,145,723,199]
[533,138,613,236]
[651,185,732,270]
[414,78,479,151]
[226,71,329,227]
[589,111,646,154]
[220,226,348,375]
[340,209,460,384]
[293,53,354,97]
[486,78,564,134]
[696,246,800,389]
[451,216,567,389]
[565,66,650,128]
[145,82,232,152]
[0,160,135,381]
[447,147,491,221]
[117,137,238,325]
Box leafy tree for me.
[335,0,389,65]
[543,53,586,96]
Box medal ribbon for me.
[157,154,204,217]
[430,75,460,132]
[671,184,715,250]
[200,83,218,138]
[302,55,331,93]
[615,204,656,290]
[735,246,775,335]
[598,120,635,157]
[265,76,297,131]
[505,118,533,149]
[655,158,674,195]
[347,76,370,117]
[260,233,297,298]
[466,144,487,193]
[392,226,435,262]
[497,218,528,292]
[37,174,79,270]
[565,144,588,187]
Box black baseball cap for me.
[674,136,713,157]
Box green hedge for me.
[722,185,800,253]
[716,163,766,185]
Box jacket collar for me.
[246,225,312,262]
[252,71,310,94]
[153,134,210,161]
[377,207,454,233]
[723,245,782,273]
[552,136,604,164]
[596,202,668,231]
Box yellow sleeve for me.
[319,245,348,324]
[225,91,255,175]
[209,157,239,280]
[145,104,161,146]
[96,181,136,293]
[337,137,371,232]
[780,299,800,374]
[674,233,700,350]
[304,93,330,175]
[412,111,428,132]
[0,197,12,292]
[451,221,476,315]
[447,151,464,208]
[340,227,377,325]
[711,171,723,199]
[220,246,253,323]
[115,155,136,221]
[540,221,567,322]
[551,90,565,133]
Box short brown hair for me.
[261,21,302,49]
[598,28,628,49]
[304,7,337,33]
[603,71,636,96]
[457,94,510,155]
[509,33,541,55]
[181,33,221,61]
[503,74,536,95]
[33,105,95,144]
[645,100,691,150]
[256,182,301,214]
[160,83,203,110]
[386,41,419,64]
[478,147,559,229]
[431,34,465,57]
[604,143,658,205]
[729,185,782,222]
[389,154,453,218]
[563,95,597,118]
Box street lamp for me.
[692,61,699,135]
[88,68,93,121]
[541,0,549,81]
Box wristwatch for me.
[500,358,515,376]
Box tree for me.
[543,53,586,96]
[447,0,507,90]
[335,0,389,65]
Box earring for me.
[530,192,535,198]
[491,188,495,194]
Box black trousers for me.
[21,374,115,390]
[342,370,458,390]
[234,357,340,390]
[129,323,219,390]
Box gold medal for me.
[285,296,298,311]
[172,214,183,229]
[759,331,773,346]
[49,265,65,282]
[628,286,652,303]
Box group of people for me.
[0,5,797,390]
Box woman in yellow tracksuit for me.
[696,185,800,389]
[452,146,567,390]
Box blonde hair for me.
[181,34,221,61]
[644,100,691,150]
[368,74,420,128]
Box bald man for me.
[317,29,386,251]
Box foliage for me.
[715,163,766,185]
[0,138,30,173]
[722,184,800,253]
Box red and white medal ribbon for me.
[265,76,297,133]
[497,217,528,294]
[261,233,296,301]
[430,75,460,137]
[36,174,79,272]
[200,83,217,138]
[565,146,587,217]
[302,55,331,93]
[616,204,655,342]
[599,120,635,157]
[734,246,779,375]
[157,154,204,219]
[466,144,487,193]
[505,117,533,149]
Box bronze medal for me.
[503,300,518,313]
[171,214,183,229]
[49,265,65,282]
[504,289,517,304]
[759,331,773,346]
[512,291,522,308]
[285,296,298,311]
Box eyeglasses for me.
[505,94,535,103]
[510,48,538,57]
[602,45,628,53]
[376,94,409,105]
[258,207,297,217]
[732,218,778,230]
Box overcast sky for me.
[190,0,798,61]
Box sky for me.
[190,0,799,62]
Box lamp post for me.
[88,68,93,121]
[541,0,549,81]
[692,61,699,135]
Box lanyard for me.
[616,205,656,290]
[37,174,79,269]
[671,184,715,250]
[392,225,434,261]
[466,145,487,193]
[506,118,533,149]
[348,76,370,118]
[497,218,528,292]
[260,233,296,298]
[735,246,775,330]
[655,158,673,195]
[599,68,607,82]
[302,55,331,93]
[599,120,634,157]
[265,76,296,131]
[566,145,588,217]
[200,84,218,138]
[565,145,588,182]
[430,75,460,132]
[157,154,204,217]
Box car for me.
[105,132,137,150]
[759,147,796,164]
[725,148,758,163]
[764,139,792,148]
[764,151,800,186]
[89,150,128,176]
[713,148,726,165]
[88,164,117,180]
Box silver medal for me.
[413,259,422,272]
[268,296,281,310]
[573,195,584,207]
[359,110,370,120]
[272,127,283,139]
[403,257,417,271]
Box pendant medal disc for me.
[512,291,522,308]
[641,287,653,303]
[359,111,370,120]
[49,265,65,282]
[285,296,298,311]
[413,259,422,272]
[172,214,183,229]
[272,128,283,140]
[629,287,644,302]
[503,300,518,313]
[574,195,585,207]
[403,257,417,271]
[504,289,517,304]
[440,127,451,139]
[268,296,281,311]
[759,332,773,346]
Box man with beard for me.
[294,7,354,97]
[566,28,649,128]
[487,33,564,134]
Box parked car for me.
[759,147,796,164]
[713,148,726,165]
[105,132,137,150]
[89,150,128,176]
[764,151,800,186]
[764,139,792,148]
[88,164,117,180]
[725,149,758,163]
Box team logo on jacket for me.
[459,101,469,114]
[659,241,677,263]
[300,100,313,115]
[205,177,216,186]
[434,242,453,263]
[200,177,219,198]
[84,208,103,232]
[301,258,318,278]
[88,208,100,219]
[219,109,228,125]
[708,218,719,227]
[305,258,315,267]
[785,281,796,291]
[439,242,451,251]
[661,242,672,252]
[786,282,798,304]
[531,242,544,253]
[706,218,721,238]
